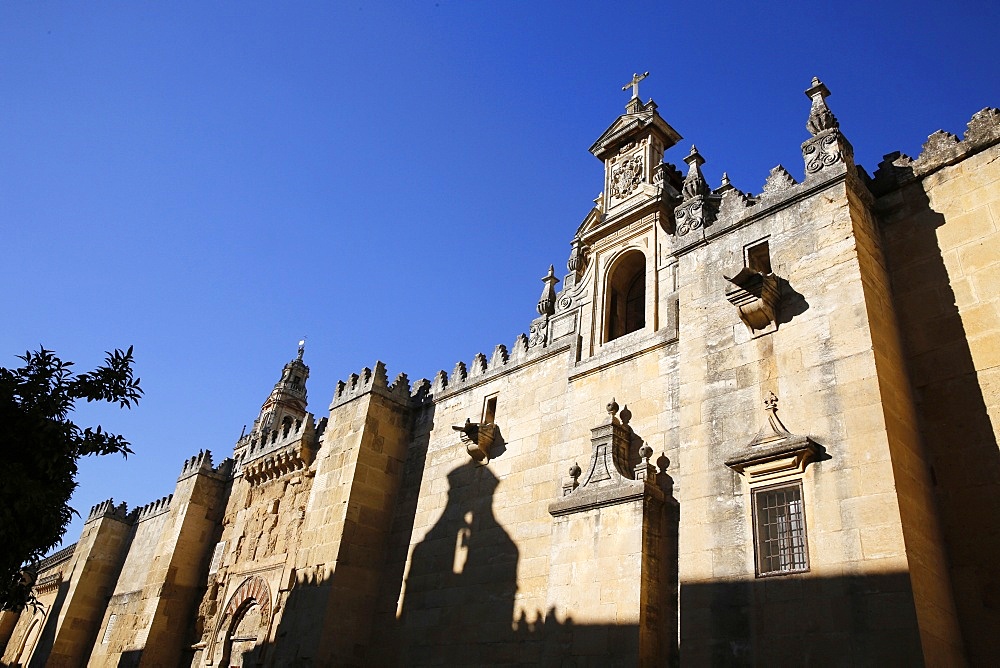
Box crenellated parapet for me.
[330,361,420,410]
[870,107,1000,196]
[242,443,314,485]
[664,77,868,256]
[178,449,234,482]
[135,494,173,523]
[85,498,133,525]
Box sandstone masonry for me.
[4,78,999,667]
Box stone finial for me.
[805,76,839,135]
[681,145,709,199]
[718,172,733,192]
[674,145,721,237]
[563,462,583,496]
[536,265,560,316]
[567,237,589,275]
[606,397,620,422]
[619,404,632,427]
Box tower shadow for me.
[397,462,519,665]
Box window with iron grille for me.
[753,482,808,576]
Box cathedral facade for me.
[3,79,999,666]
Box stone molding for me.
[33,572,62,595]
[725,393,821,482]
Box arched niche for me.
[604,249,647,341]
[212,575,272,667]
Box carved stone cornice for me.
[34,572,62,594]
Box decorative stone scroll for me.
[801,77,855,178]
[673,146,721,236]
[549,399,667,516]
[453,418,497,464]
[725,393,820,482]
[724,267,781,335]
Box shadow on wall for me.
[226,416,931,666]
[396,462,518,664]
[680,572,925,666]
[879,169,1000,663]
[21,580,68,668]
[246,460,645,667]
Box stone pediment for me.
[588,101,682,161]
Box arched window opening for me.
[606,251,646,341]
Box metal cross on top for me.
[622,71,649,99]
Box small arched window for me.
[606,250,646,341]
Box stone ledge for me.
[548,479,664,517]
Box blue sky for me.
[2,1,997,548]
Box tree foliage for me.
[0,347,142,610]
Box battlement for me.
[242,441,314,485]
[135,494,173,522]
[86,498,133,524]
[870,107,1000,195]
[177,448,234,482]
[240,413,316,467]
[330,361,420,409]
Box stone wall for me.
[876,118,1000,664]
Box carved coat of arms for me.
[610,154,643,199]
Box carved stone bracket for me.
[724,267,781,335]
[725,393,821,482]
[549,399,666,516]
[453,418,497,464]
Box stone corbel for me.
[725,393,821,482]
[725,267,781,335]
[453,418,496,464]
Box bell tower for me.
[256,340,309,433]
[555,74,683,358]
[589,72,683,219]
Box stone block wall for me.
[672,165,961,663]
[877,130,1000,664]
